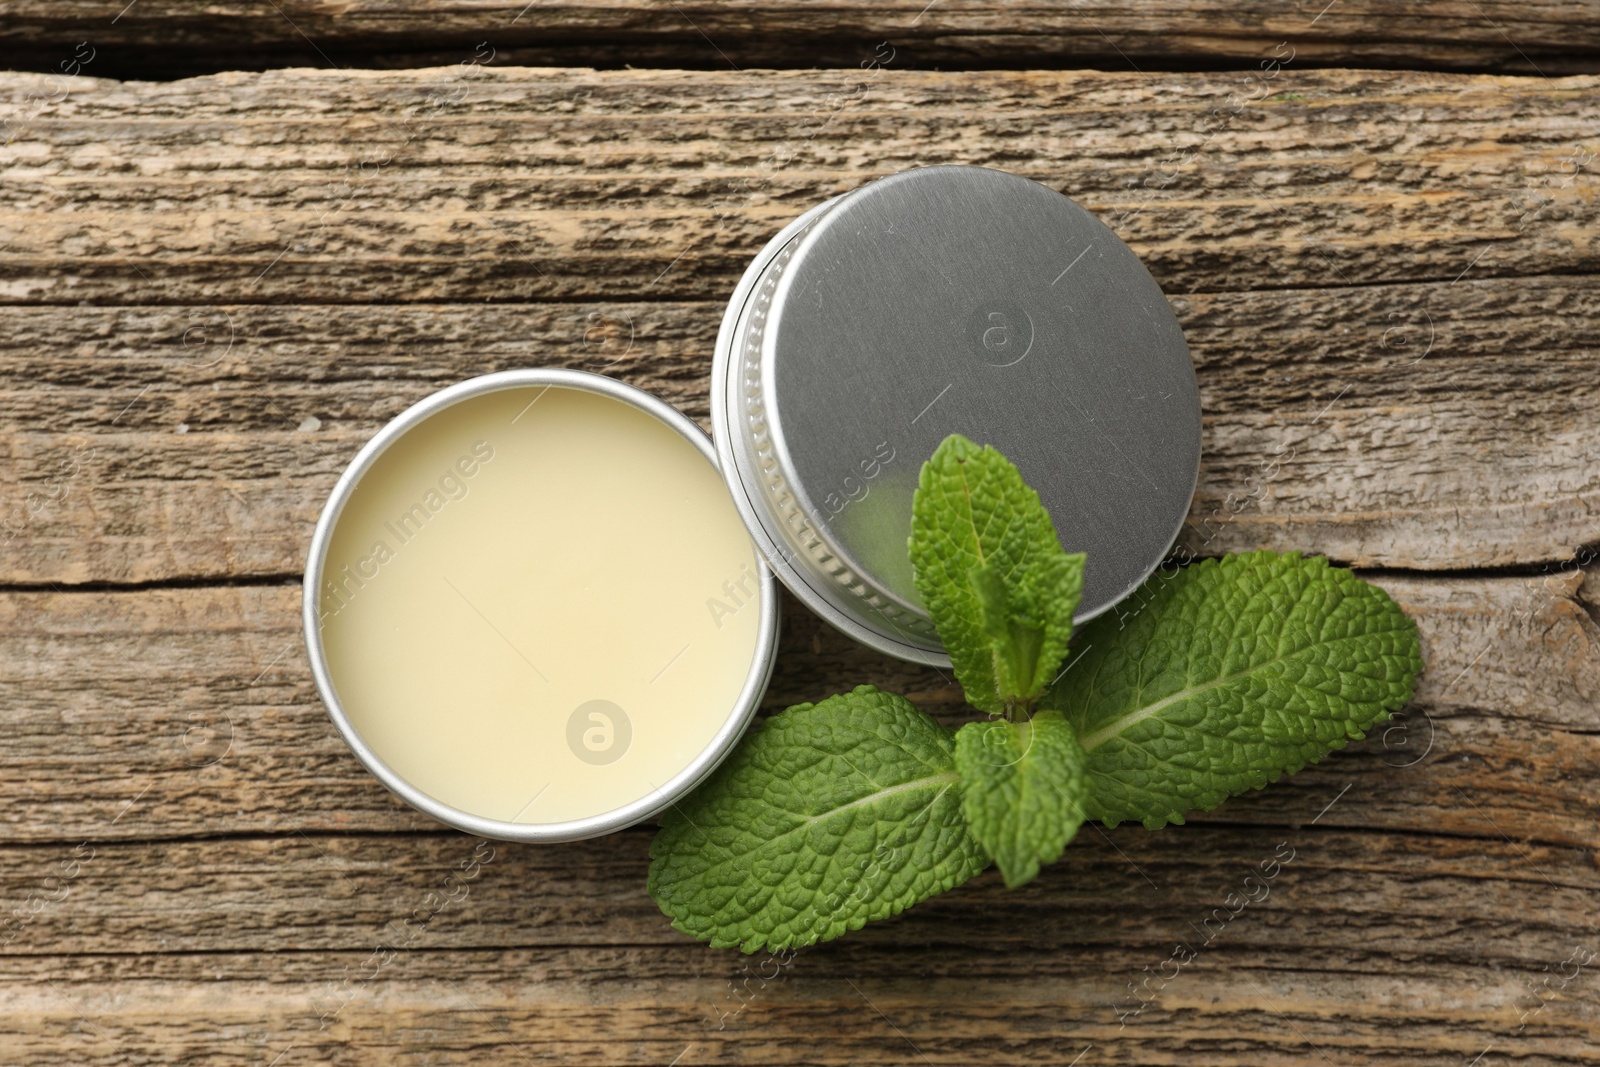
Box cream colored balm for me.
[314,382,768,830]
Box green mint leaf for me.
[1047,551,1423,829]
[910,434,1086,715]
[953,710,1088,888]
[647,685,989,953]
[968,563,1046,706]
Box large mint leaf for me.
[1048,551,1423,829]
[648,685,989,953]
[910,434,1085,715]
[953,710,1088,888]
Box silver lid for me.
[713,166,1201,666]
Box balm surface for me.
[318,386,764,825]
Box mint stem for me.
[1002,699,1034,724]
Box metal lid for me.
[713,166,1201,666]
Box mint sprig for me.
[909,435,1085,718]
[649,435,1423,951]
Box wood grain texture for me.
[3,58,1598,1066]
[1,574,1596,1062]
[1,570,1595,844]
[2,66,1598,582]
[0,825,1591,963]
[1,68,1597,305]
[2,1,1599,77]
[2,277,1597,584]
[1,946,1592,1065]
[0,826,1595,1065]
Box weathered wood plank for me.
[0,571,1594,845]
[0,824,1596,1063]
[1,68,1596,304]
[2,1,1598,77]
[0,921,1593,1064]
[0,825,1591,961]
[3,273,1596,583]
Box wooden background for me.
[3,2,1599,1064]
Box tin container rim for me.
[302,368,781,843]
[710,195,956,667]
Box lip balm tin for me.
[304,369,780,842]
[713,165,1202,666]
[305,166,1199,840]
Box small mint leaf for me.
[954,710,1087,888]
[910,434,1086,714]
[647,685,989,953]
[1047,551,1423,829]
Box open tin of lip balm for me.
[304,369,780,842]
[713,165,1202,666]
